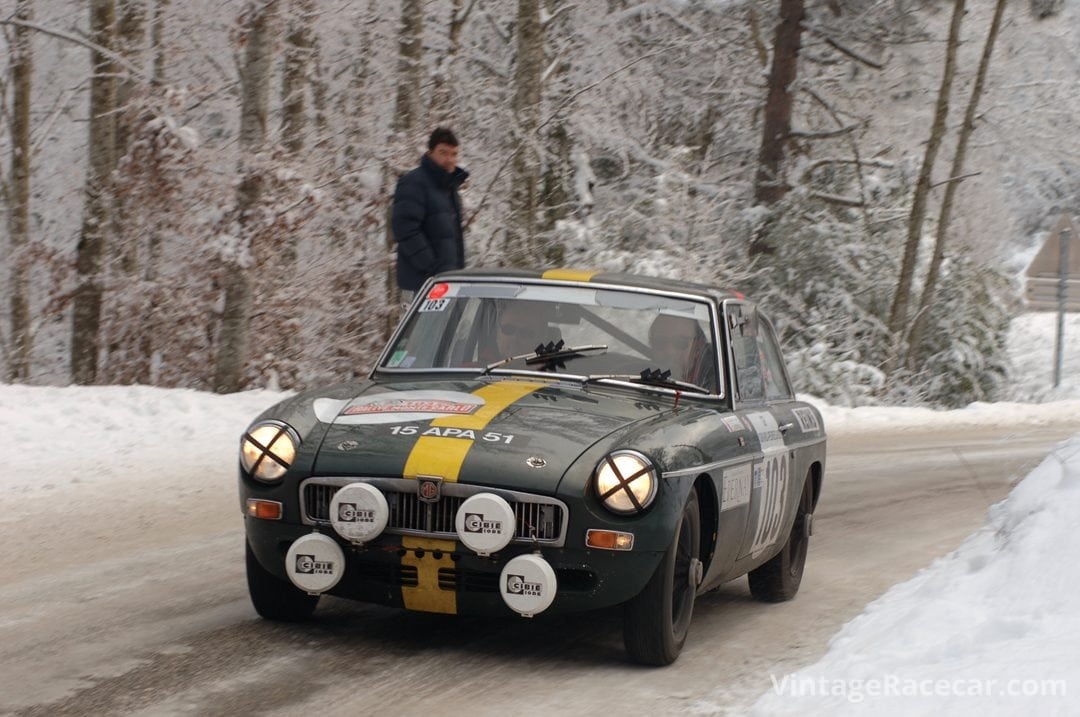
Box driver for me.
[495,300,557,357]
[648,313,714,390]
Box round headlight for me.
[241,421,299,482]
[594,449,658,515]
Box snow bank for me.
[808,395,1080,438]
[751,434,1080,715]
[0,384,286,495]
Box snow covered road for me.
[2,386,1076,716]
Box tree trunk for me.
[749,0,805,257]
[431,0,471,125]
[150,0,168,85]
[114,0,146,277]
[71,0,118,385]
[281,0,315,155]
[392,0,423,137]
[213,0,278,393]
[384,0,424,337]
[507,0,543,266]
[907,0,1007,364]
[7,0,34,382]
[886,0,966,340]
[115,0,146,159]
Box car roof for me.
[431,268,748,305]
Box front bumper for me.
[244,514,666,617]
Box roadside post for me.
[1054,219,1072,388]
[1024,213,1079,390]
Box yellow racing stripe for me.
[400,380,547,614]
[541,268,598,282]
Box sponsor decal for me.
[722,415,747,433]
[314,391,487,426]
[792,407,821,432]
[744,411,786,450]
[505,574,543,597]
[295,554,334,575]
[337,502,376,523]
[345,399,478,416]
[462,513,503,534]
[721,464,752,511]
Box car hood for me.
[309,377,674,492]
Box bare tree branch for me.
[0,17,152,84]
[929,170,982,189]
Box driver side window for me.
[728,304,765,403]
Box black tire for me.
[623,488,701,666]
[246,540,320,621]
[748,471,813,602]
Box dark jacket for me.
[392,154,469,292]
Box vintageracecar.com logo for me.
[295,554,334,574]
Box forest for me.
[2,0,1077,406]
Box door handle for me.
[778,422,794,434]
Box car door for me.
[724,302,797,561]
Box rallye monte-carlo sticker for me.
[313,390,486,425]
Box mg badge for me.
[417,477,442,503]
[337,440,359,451]
[526,456,547,468]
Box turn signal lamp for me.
[586,529,635,551]
[246,499,283,520]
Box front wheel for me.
[623,488,701,666]
[246,540,320,621]
[748,471,813,602]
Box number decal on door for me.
[744,411,791,558]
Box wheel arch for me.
[693,473,718,579]
[809,460,824,510]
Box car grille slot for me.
[437,567,500,593]
[353,560,419,587]
[302,480,565,545]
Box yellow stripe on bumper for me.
[400,380,547,614]
[541,268,598,282]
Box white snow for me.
[750,433,1080,715]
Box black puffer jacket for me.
[392,154,469,292]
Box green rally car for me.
[239,268,826,665]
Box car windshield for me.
[380,281,720,392]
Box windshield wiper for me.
[585,368,710,395]
[481,340,608,375]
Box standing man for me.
[392,127,469,306]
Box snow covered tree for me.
[887,0,965,347]
[506,0,544,266]
[750,0,805,257]
[5,0,33,382]
[212,0,279,393]
[71,0,118,385]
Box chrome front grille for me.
[300,477,568,546]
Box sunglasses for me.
[654,335,695,349]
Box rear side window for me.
[728,304,765,403]
[759,317,793,400]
